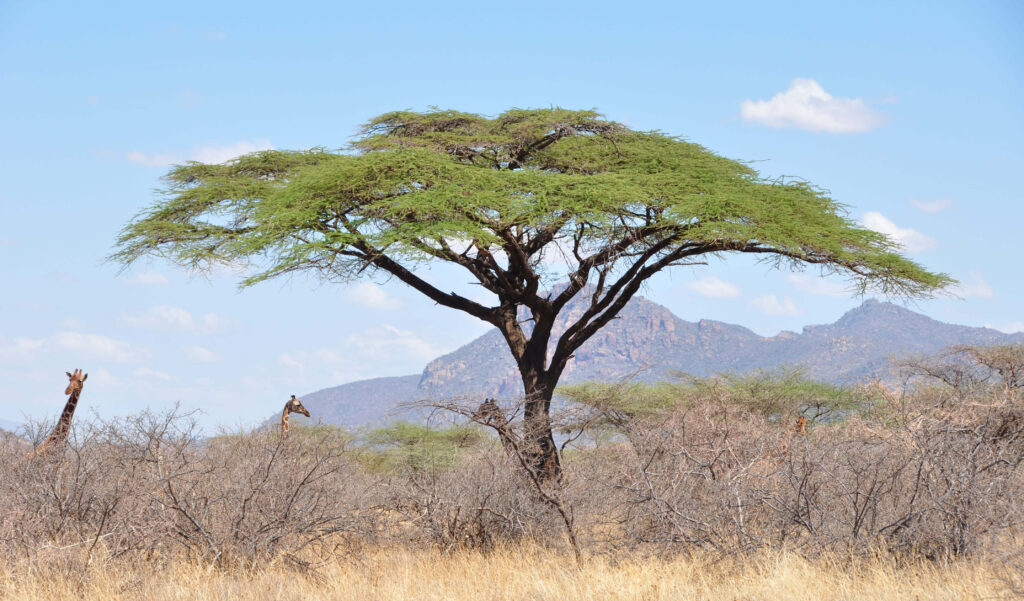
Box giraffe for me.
[30,369,88,456]
[794,415,807,435]
[473,398,565,485]
[473,398,519,456]
[280,395,311,436]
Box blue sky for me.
[1,0,1021,429]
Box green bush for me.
[361,422,486,474]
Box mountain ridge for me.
[293,297,1022,427]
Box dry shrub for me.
[0,408,375,570]
[2,345,1022,573]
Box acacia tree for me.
[112,108,952,482]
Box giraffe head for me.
[287,395,310,418]
[64,369,88,396]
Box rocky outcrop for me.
[293,296,1023,427]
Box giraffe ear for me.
[81,373,88,382]
[66,372,73,378]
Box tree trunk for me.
[520,366,562,485]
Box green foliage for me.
[360,422,485,474]
[112,107,952,298]
[690,368,860,421]
[558,381,690,417]
[562,368,863,426]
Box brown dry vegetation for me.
[1,546,1020,601]
[1,346,1023,600]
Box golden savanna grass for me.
[1,546,1018,601]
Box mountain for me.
[286,375,420,428]
[0,418,21,433]
[291,297,1022,427]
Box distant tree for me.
[112,108,952,483]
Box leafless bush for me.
[2,349,1022,571]
[557,370,1024,560]
[0,409,375,570]
[368,406,584,561]
[897,343,1024,402]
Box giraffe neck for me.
[39,388,81,450]
[495,424,518,456]
[281,406,291,435]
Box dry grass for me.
[1,545,1016,601]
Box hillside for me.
[292,297,1021,427]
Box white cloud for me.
[346,283,403,310]
[122,305,233,334]
[176,88,201,109]
[997,322,1024,334]
[0,332,142,364]
[89,367,119,387]
[787,273,849,297]
[950,271,994,299]
[191,140,273,164]
[740,79,887,133]
[126,150,180,168]
[280,324,445,383]
[750,295,803,316]
[52,332,140,362]
[686,276,741,298]
[349,325,444,370]
[182,345,222,362]
[126,139,273,167]
[910,198,953,213]
[125,271,170,286]
[124,305,194,331]
[862,212,938,252]
[134,367,173,381]
[0,336,45,361]
[279,353,303,369]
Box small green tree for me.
[112,108,952,483]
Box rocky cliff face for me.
[293,296,1022,427]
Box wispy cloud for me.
[279,324,445,383]
[740,79,887,133]
[750,295,803,316]
[51,331,140,362]
[686,276,741,298]
[0,336,45,361]
[124,271,170,286]
[125,150,179,167]
[950,271,994,299]
[362,324,443,362]
[176,88,201,109]
[996,322,1024,334]
[126,140,274,167]
[134,367,173,381]
[910,198,953,213]
[122,305,234,334]
[182,345,222,362]
[787,273,849,297]
[862,212,937,252]
[1,330,145,365]
[346,283,403,309]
